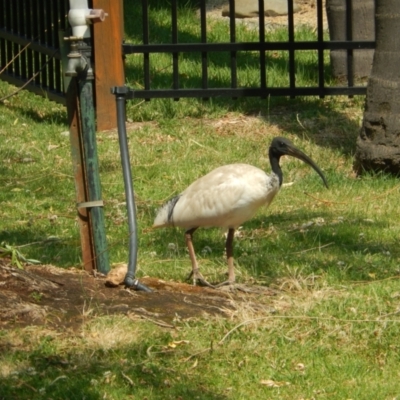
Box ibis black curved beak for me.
[286,145,328,188]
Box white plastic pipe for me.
[68,0,91,38]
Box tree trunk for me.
[354,0,400,174]
[326,0,375,79]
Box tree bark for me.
[354,0,400,174]
[326,0,375,79]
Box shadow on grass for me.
[11,106,68,126]
[0,83,68,126]
[0,227,80,268]
[0,342,227,400]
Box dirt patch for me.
[0,259,276,331]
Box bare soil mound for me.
[0,260,276,331]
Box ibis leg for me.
[226,228,236,283]
[215,228,236,287]
[185,228,214,287]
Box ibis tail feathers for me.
[153,195,181,228]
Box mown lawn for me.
[1,1,400,399]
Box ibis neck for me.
[269,152,283,186]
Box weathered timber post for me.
[91,0,125,131]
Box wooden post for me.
[91,0,125,131]
[66,79,97,272]
[60,31,96,273]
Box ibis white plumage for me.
[153,137,328,287]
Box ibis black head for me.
[269,137,328,188]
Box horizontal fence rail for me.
[0,0,69,103]
[123,0,375,100]
[1,0,376,103]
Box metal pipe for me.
[66,78,96,272]
[112,86,152,292]
[79,77,110,275]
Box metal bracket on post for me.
[111,86,152,292]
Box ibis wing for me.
[164,164,279,229]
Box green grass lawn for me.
[1,1,400,399]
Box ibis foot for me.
[216,283,261,293]
[217,283,279,294]
[214,280,235,289]
[186,269,215,288]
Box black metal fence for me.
[123,0,375,100]
[0,0,69,103]
[1,0,376,103]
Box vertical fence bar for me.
[228,0,237,98]
[39,0,48,88]
[11,1,20,78]
[19,0,27,80]
[316,0,325,98]
[171,0,179,100]
[58,0,69,94]
[53,1,60,45]
[53,0,62,93]
[142,0,150,95]
[0,0,5,71]
[287,0,295,98]
[5,2,13,75]
[47,1,55,91]
[200,0,208,100]
[258,0,266,97]
[32,1,40,85]
[26,0,34,82]
[345,0,354,90]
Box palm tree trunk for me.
[354,0,400,174]
[326,0,375,79]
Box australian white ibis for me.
[153,137,328,287]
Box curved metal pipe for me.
[113,87,151,292]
